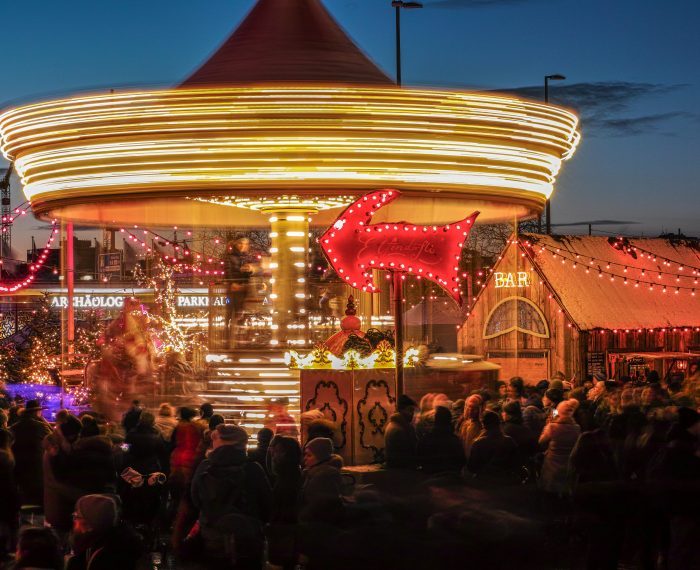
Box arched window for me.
[483,296,549,340]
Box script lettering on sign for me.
[494,272,531,289]
[319,190,479,305]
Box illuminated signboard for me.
[176,295,226,307]
[494,271,531,289]
[320,189,478,304]
[47,293,226,309]
[50,295,125,309]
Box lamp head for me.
[393,0,423,7]
[546,74,566,81]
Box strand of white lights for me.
[120,227,227,269]
[527,241,700,281]
[625,243,700,275]
[534,244,699,295]
[120,228,225,277]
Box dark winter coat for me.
[467,431,519,483]
[125,425,165,474]
[10,414,52,504]
[271,466,303,524]
[299,457,343,523]
[65,524,143,570]
[121,406,142,434]
[522,398,546,437]
[503,419,538,463]
[384,412,417,469]
[68,435,116,494]
[43,435,84,532]
[191,444,272,528]
[573,400,596,433]
[0,449,18,526]
[416,426,465,474]
[569,429,619,487]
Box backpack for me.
[198,463,249,524]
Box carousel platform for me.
[195,348,300,436]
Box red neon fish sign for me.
[320,190,479,305]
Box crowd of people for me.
[0,394,346,569]
[0,365,699,569]
[384,368,700,569]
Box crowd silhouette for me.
[0,364,699,569]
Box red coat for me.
[170,421,204,472]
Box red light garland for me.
[0,220,59,293]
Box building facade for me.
[459,235,700,383]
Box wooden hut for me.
[459,235,700,383]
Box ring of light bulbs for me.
[0,87,580,223]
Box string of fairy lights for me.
[0,201,30,230]
[522,240,699,295]
[0,219,59,293]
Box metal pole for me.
[392,271,404,396]
[67,222,75,356]
[395,6,402,86]
[544,76,551,234]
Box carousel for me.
[0,0,580,429]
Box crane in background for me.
[0,163,12,263]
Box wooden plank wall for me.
[459,241,580,382]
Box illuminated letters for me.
[494,272,531,289]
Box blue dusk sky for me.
[1,0,699,254]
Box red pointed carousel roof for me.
[181,0,392,86]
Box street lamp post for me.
[392,0,423,87]
[390,0,421,395]
[543,74,566,234]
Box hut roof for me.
[181,0,392,87]
[522,234,700,330]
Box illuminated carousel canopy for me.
[0,0,580,227]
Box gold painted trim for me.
[482,295,550,340]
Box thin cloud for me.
[588,111,693,137]
[551,220,640,227]
[501,81,692,136]
[426,0,547,7]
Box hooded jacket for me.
[384,412,417,469]
[191,444,272,528]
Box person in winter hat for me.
[538,399,581,495]
[299,438,343,524]
[66,494,142,570]
[384,395,418,469]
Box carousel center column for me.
[267,209,314,348]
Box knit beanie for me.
[556,398,580,420]
[503,401,522,418]
[545,388,564,405]
[482,410,501,430]
[216,424,248,450]
[549,379,565,391]
[569,387,587,403]
[74,494,118,533]
[305,437,334,463]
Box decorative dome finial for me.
[345,295,357,316]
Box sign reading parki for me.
[494,271,531,289]
[49,294,226,309]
